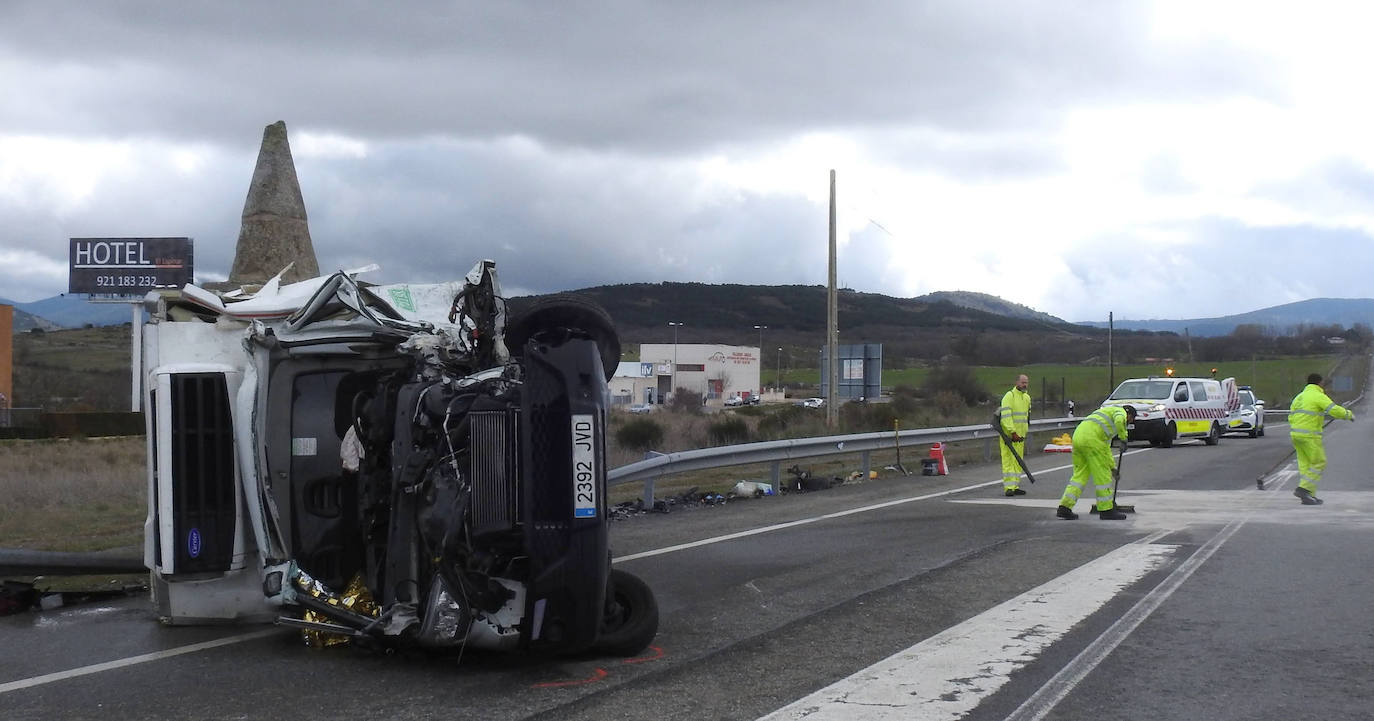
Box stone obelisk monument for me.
[225,120,320,288]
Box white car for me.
[800,397,825,408]
[629,403,653,414]
[1224,387,1265,438]
[724,395,744,407]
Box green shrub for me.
[922,361,990,406]
[616,418,665,450]
[757,404,805,437]
[707,416,750,445]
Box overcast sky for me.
[3,1,1373,322]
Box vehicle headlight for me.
[417,574,471,647]
[1150,404,1166,412]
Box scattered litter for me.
[784,465,844,492]
[732,481,775,497]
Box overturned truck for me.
[141,260,657,656]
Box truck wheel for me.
[506,294,620,382]
[1160,422,1175,448]
[594,569,659,657]
[1204,422,1220,445]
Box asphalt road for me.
[4,407,1373,720]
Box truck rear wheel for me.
[1204,422,1220,445]
[594,569,659,657]
[506,294,620,382]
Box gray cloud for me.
[1,1,1273,154]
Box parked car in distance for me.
[746,394,761,405]
[724,394,744,406]
[1224,387,1265,437]
[800,397,825,408]
[629,403,654,414]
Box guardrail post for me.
[984,438,994,462]
[770,461,781,493]
[861,450,871,482]
[642,478,656,508]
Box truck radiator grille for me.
[469,410,519,535]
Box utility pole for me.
[668,321,683,402]
[776,347,783,393]
[1108,311,1114,395]
[826,169,839,427]
[754,324,767,395]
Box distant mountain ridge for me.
[2,295,137,331]
[1075,297,1374,337]
[0,297,64,332]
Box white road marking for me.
[1004,520,1244,721]
[613,449,1153,564]
[757,543,1179,721]
[1003,466,1308,720]
[0,629,280,695]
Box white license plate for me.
[571,414,597,518]
[1127,423,1135,429]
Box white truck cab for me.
[1104,376,1238,447]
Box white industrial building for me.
[609,344,764,407]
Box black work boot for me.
[1097,506,1128,520]
[1005,488,1027,497]
[1293,487,1323,505]
[1056,505,1078,520]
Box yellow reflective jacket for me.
[999,387,1031,436]
[1289,383,1351,437]
[1073,406,1129,448]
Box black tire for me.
[1160,422,1175,448]
[1204,422,1220,446]
[1248,427,1258,438]
[594,569,659,657]
[506,294,620,382]
[1258,423,1265,437]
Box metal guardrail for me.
[609,417,1084,505]
[0,548,143,577]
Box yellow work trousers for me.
[1059,442,1116,511]
[1000,439,1025,491]
[1292,434,1326,494]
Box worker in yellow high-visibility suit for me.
[1289,373,1354,505]
[1056,404,1136,520]
[998,374,1032,496]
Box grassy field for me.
[0,437,145,552]
[781,354,1361,410]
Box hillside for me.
[509,283,1089,348]
[1076,297,1374,337]
[0,298,63,332]
[918,290,1067,325]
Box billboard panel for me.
[68,237,194,295]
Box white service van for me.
[1104,376,1238,447]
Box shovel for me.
[992,412,1035,484]
[1091,440,1136,514]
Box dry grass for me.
[0,437,146,551]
